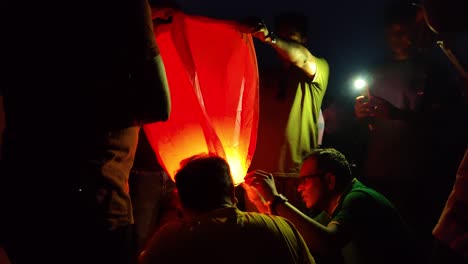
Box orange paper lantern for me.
[144,12,259,185]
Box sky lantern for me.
[144,12,259,185]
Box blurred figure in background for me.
[432,148,468,264]
[354,0,465,256]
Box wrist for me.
[265,31,278,44]
[267,194,288,215]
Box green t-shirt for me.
[330,179,418,264]
[250,57,329,173]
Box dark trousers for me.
[129,169,178,254]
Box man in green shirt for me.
[245,148,419,264]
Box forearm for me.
[275,202,335,254]
[270,37,317,76]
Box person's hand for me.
[236,17,269,42]
[244,170,278,203]
[354,95,373,119]
[241,183,269,213]
[355,95,398,120]
[368,95,398,119]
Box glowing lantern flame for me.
[144,12,259,185]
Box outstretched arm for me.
[244,170,345,255]
[239,20,318,78]
[268,35,318,78]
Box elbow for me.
[289,55,305,68]
[146,96,171,123]
[288,50,308,67]
[134,93,171,124]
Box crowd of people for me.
[1,0,466,264]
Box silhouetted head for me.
[148,0,180,9]
[175,154,237,214]
[149,0,181,22]
[274,12,308,44]
[384,1,419,59]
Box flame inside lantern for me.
[144,12,259,185]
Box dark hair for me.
[384,1,418,27]
[148,0,181,9]
[175,154,234,212]
[303,148,352,191]
[274,12,308,37]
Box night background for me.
[176,0,394,100]
[171,0,403,163]
[171,0,468,164]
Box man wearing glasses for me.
[244,148,420,264]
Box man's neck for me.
[325,192,343,216]
[326,179,357,215]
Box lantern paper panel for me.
[144,12,259,185]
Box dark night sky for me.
[176,0,397,102]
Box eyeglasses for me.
[298,172,325,185]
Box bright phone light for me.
[353,78,367,90]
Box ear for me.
[325,173,336,191]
